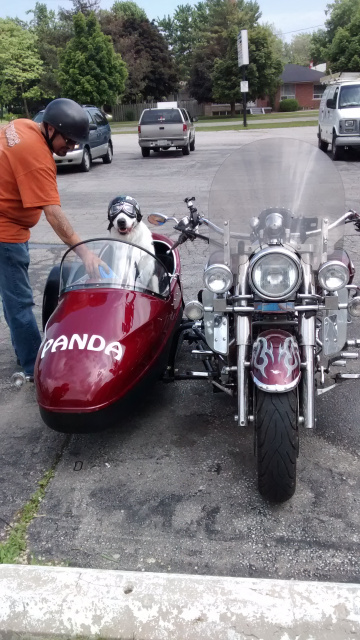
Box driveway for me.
[1,127,360,583]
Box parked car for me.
[33,105,113,171]
[318,74,360,160]
[138,107,196,157]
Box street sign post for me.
[237,30,249,128]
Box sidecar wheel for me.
[255,390,298,503]
[42,265,61,330]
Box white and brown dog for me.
[107,195,158,292]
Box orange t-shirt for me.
[0,119,61,243]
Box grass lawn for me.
[110,110,319,132]
[111,119,318,134]
[196,120,317,131]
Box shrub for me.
[4,112,20,122]
[279,99,299,112]
[124,110,135,121]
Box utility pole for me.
[237,30,249,128]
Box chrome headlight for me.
[318,260,349,291]
[249,248,302,300]
[203,264,233,294]
[184,300,204,320]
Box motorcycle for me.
[149,138,360,502]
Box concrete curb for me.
[0,565,359,639]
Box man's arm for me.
[43,204,103,278]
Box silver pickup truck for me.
[138,107,196,157]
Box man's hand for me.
[80,248,109,279]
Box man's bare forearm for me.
[43,204,82,247]
[43,204,103,277]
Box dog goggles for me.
[109,202,137,219]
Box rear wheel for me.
[80,147,91,172]
[141,147,150,157]
[255,390,298,502]
[102,142,113,164]
[318,128,328,152]
[182,140,190,156]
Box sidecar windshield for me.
[60,239,170,297]
[208,138,346,268]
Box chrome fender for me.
[251,329,301,392]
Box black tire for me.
[141,147,150,158]
[102,142,113,164]
[182,140,190,156]
[317,128,328,152]
[255,390,298,502]
[331,133,342,161]
[190,135,195,151]
[42,265,61,330]
[80,147,91,172]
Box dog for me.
[107,195,159,293]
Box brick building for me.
[257,64,325,111]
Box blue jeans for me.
[0,242,41,376]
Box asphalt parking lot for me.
[1,127,360,583]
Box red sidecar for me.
[35,236,182,433]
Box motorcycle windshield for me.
[208,138,346,267]
[60,239,170,297]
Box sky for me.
[1,0,329,41]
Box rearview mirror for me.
[326,98,335,109]
[89,123,97,130]
[148,213,178,226]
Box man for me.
[0,97,102,380]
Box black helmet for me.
[43,98,89,144]
[107,195,142,230]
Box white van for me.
[318,72,360,160]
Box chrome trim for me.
[299,263,316,429]
[252,375,301,393]
[236,262,251,428]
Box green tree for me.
[111,1,147,21]
[157,4,197,81]
[58,11,127,106]
[287,33,312,66]
[212,24,283,114]
[310,0,360,68]
[184,0,282,113]
[27,3,73,104]
[0,18,44,117]
[99,6,178,101]
[328,10,360,71]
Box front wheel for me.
[190,136,195,151]
[255,390,298,502]
[80,147,91,172]
[331,133,342,161]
